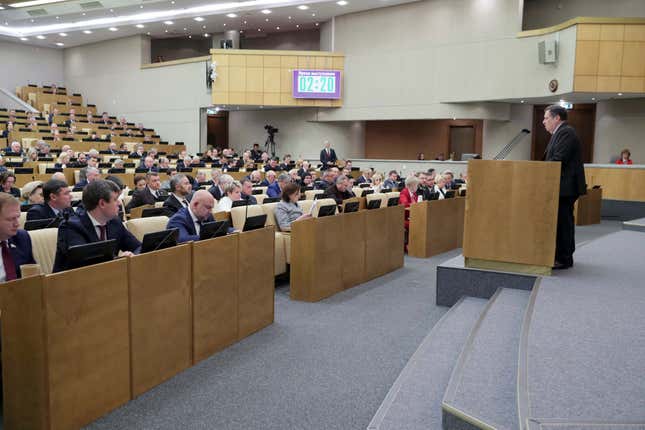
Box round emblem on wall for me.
[549,79,559,93]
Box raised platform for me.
[623,217,645,232]
[436,254,536,307]
[601,199,645,221]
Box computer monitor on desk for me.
[67,239,118,270]
[200,220,229,240]
[141,228,178,253]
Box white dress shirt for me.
[87,212,106,239]
[188,206,201,235]
[217,196,233,212]
[0,241,6,282]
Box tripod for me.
[265,133,276,157]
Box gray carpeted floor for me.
[0,221,614,430]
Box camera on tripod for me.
[265,125,279,136]
[264,125,279,157]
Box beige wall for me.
[483,104,533,160]
[523,0,645,30]
[595,99,645,164]
[64,35,211,154]
[0,40,64,95]
[228,108,364,160]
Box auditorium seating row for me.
[0,227,275,430]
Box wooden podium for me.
[408,198,465,258]
[575,187,602,225]
[463,160,560,275]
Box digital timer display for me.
[292,70,342,99]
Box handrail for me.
[0,87,39,112]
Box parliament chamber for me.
[0,1,644,430]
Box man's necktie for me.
[98,225,107,241]
[1,241,17,281]
[182,200,189,208]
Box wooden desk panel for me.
[238,227,275,338]
[575,187,602,225]
[341,211,366,288]
[0,275,48,430]
[365,208,390,281]
[44,259,130,430]
[585,166,645,201]
[386,205,405,271]
[463,160,559,270]
[129,245,192,397]
[290,216,344,302]
[192,235,239,363]
[408,198,465,258]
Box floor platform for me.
[623,217,645,232]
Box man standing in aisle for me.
[542,105,586,270]
[319,140,337,170]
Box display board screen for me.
[292,70,342,99]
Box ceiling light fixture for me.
[20,37,28,40]
[226,13,237,18]
[136,24,145,28]
[204,33,210,37]
[297,5,309,10]
[83,30,92,34]
[109,27,118,31]
[337,0,348,5]
[261,9,271,14]
[58,32,67,36]
[36,35,45,39]
[194,16,204,21]
[55,42,64,46]
[8,0,67,8]
[164,20,174,25]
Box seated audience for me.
[126,172,165,211]
[160,167,177,191]
[27,179,72,221]
[55,152,70,169]
[279,154,293,171]
[616,148,633,165]
[264,158,279,172]
[267,174,289,198]
[399,176,419,209]
[138,156,157,172]
[0,193,36,282]
[129,144,145,159]
[383,170,399,189]
[133,175,147,192]
[433,175,449,199]
[72,166,100,191]
[0,173,20,198]
[21,181,44,206]
[216,181,243,212]
[240,179,258,205]
[53,179,141,273]
[275,183,312,232]
[260,170,277,187]
[355,170,372,185]
[27,147,39,162]
[297,161,310,180]
[323,175,353,205]
[163,174,192,214]
[166,190,216,243]
[315,170,334,190]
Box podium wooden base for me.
[465,257,552,276]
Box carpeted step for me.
[442,288,531,430]
[368,296,488,430]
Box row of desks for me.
[8,131,164,146]
[0,228,275,430]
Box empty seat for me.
[305,189,323,200]
[312,198,338,218]
[367,192,387,208]
[28,227,58,274]
[125,216,169,242]
[261,202,287,275]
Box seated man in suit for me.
[27,179,73,221]
[0,193,36,282]
[297,161,311,180]
[240,179,258,205]
[162,174,193,214]
[355,170,372,185]
[263,158,279,172]
[166,190,215,243]
[126,172,165,212]
[315,170,334,191]
[260,170,277,187]
[137,155,157,172]
[129,144,145,159]
[267,173,289,199]
[53,179,141,273]
[0,173,21,198]
[72,166,100,191]
[383,170,399,190]
[322,175,354,205]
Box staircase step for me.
[368,297,488,430]
[442,288,531,430]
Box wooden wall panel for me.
[365,119,483,160]
[585,167,645,201]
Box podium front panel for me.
[409,199,465,258]
[342,211,366,289]
[386,205,405,270]
[238,227,275,338]
[0,276,48,430]
[192,235,239,362]
[129,245,192,397]
[365,208,390,280]
[44,259,131,430]
[463,160,559,269]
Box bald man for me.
[166,189,215,243]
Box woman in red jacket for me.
[615,149,633,165]
[399,175,420,252]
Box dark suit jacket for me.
[26,203,71,221]
[162,194,191,214]
[208,185,224,201]
[544,123,587,197]
[53,212,141,272]
[241,193,258,205]
[166,207,214,243]
[72,179,88,192]
[126,187,164,211]
[320,148,337,169]
[6,230,36,279]
[355,175,370,185]
[322,185,353,205]
[267,182,281,198]
[3,187,21,198]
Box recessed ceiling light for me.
[8,0,67,7]
[258,28,261,31]
[244,20,247,24]
[312,13,316,16]
[140,4,143,8]
[171,0,175,4]
[591,97,596,101]
[223,23,227,26]
[276,26,280,30]
[204,33,210,37]
[202,25,206,29]
[265,18,269,21]
[288,16,292,19]
[81,12,85,16]
[183,27,187,30]
[136,24,145,28]
[337,0,348,5]
[239,30,243,33]
[226,13,237,18]
[30,19,34,22]
[58,32,67,36]
[55,42,64,46]
[55,16,59,19]
[109,8,113,12]
[261,9,271,14]
[147,31,151,35]
[36,35,46,39]
[520,100,525,103]
[164,29,168,33]
[315,22,319,26]
[109,27,118,31]
[296,24,300,28]
[194,16,204,21]
[297,5,309,10]
[164,20,174,25]
[83,30,92,34]
[20,37,28,41]
[188,35,192,38]
[617,92,623,96]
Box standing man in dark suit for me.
[126,172,165,212]
[543,105,586,270]
[166,190,215,243]
[27,179,73,221]
[53,179,141,273]
[163,174,193,214]
[319,140,337,170]
[0,193,36,282]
